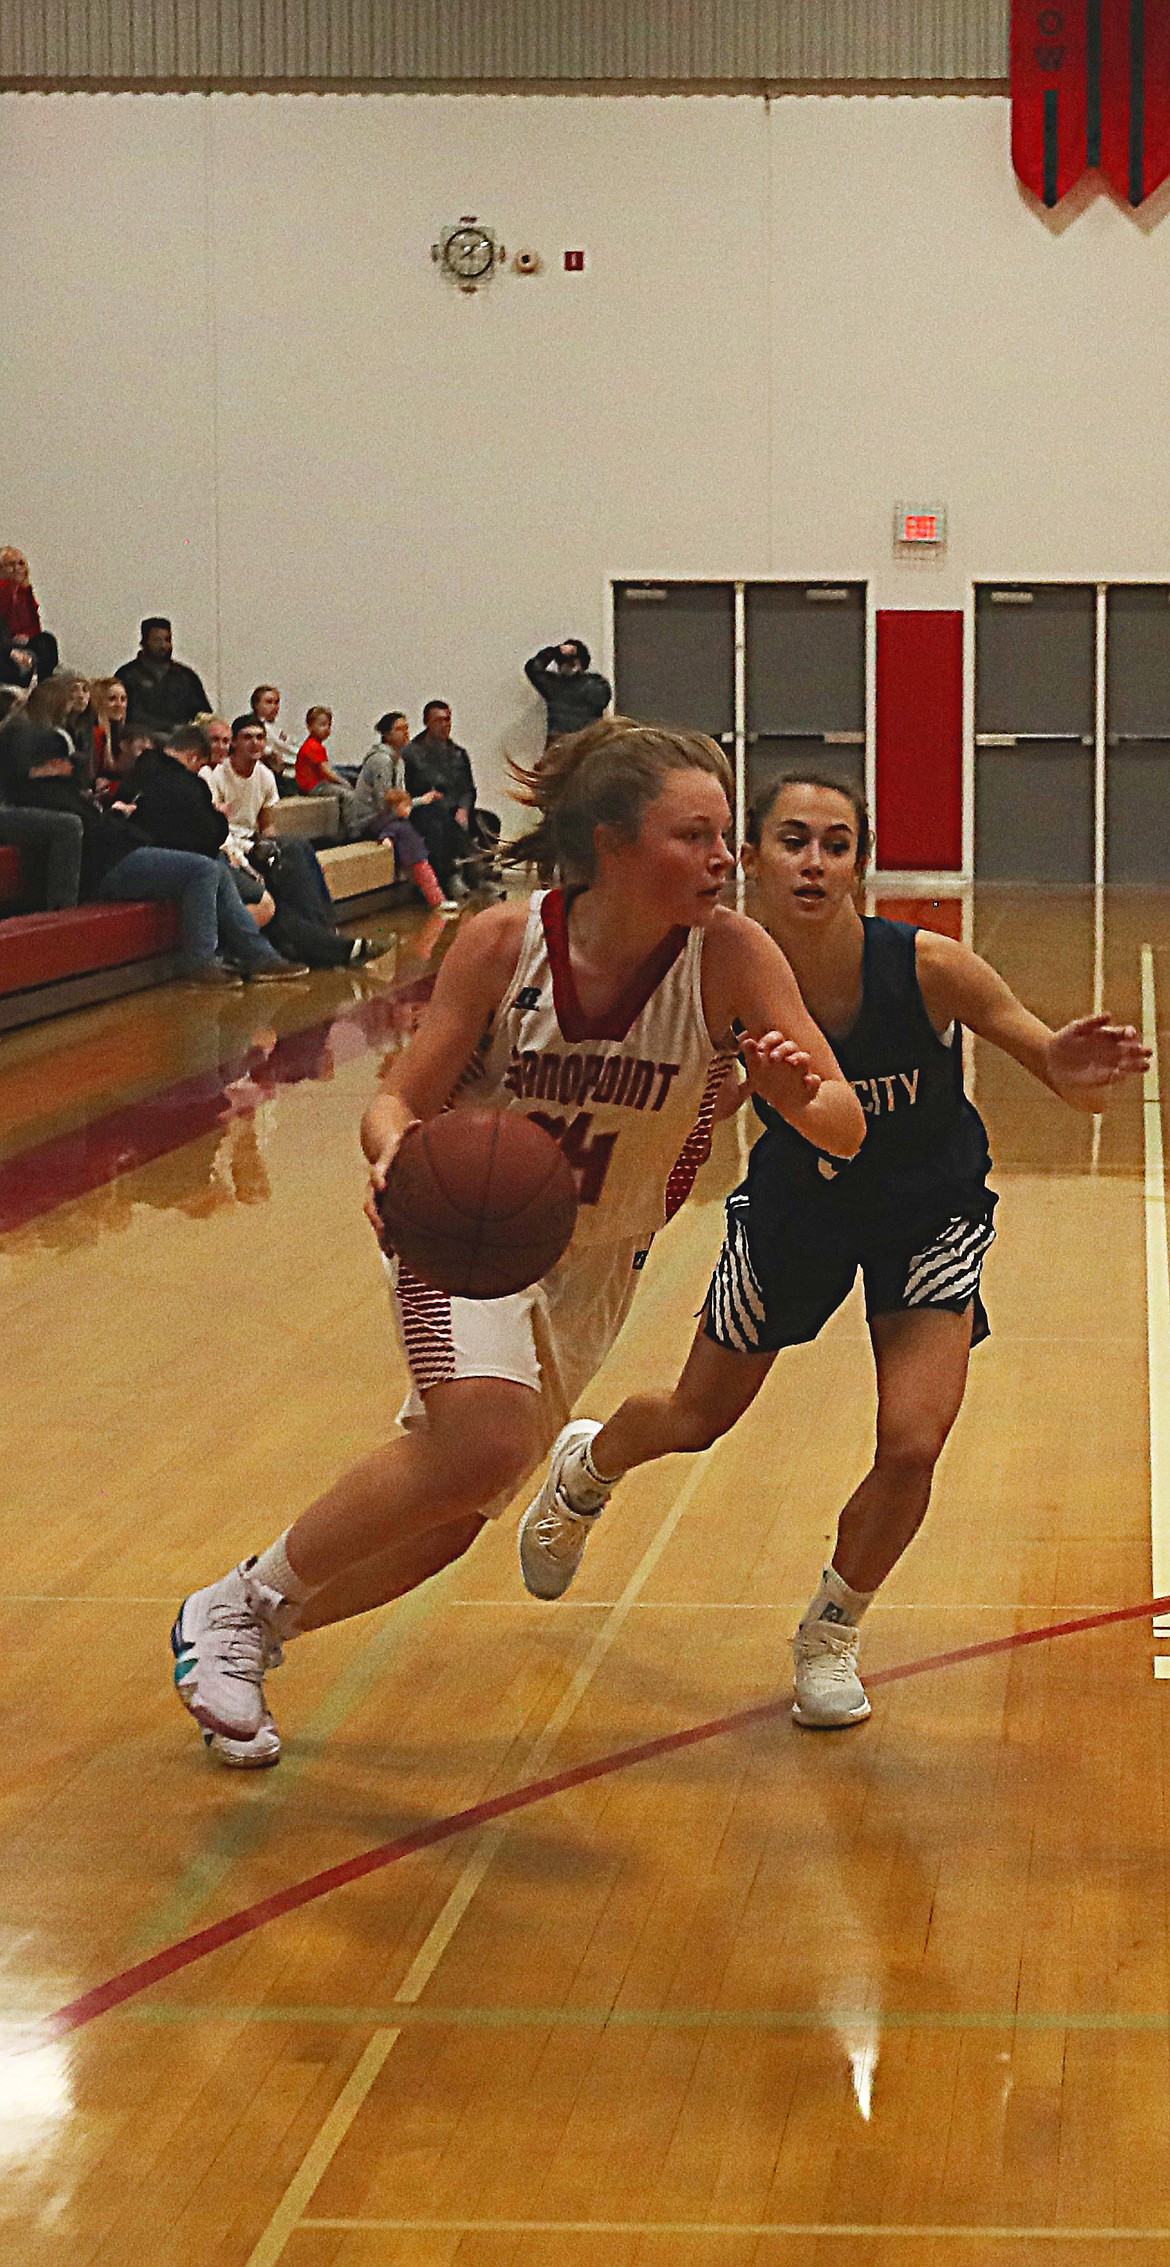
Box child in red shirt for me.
[296,705,346,795]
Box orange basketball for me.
[377,1108,578,1298]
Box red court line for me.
[0,977,433,1233]
[24,1590,1170,2053]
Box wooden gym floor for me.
[1,885,1169,2266]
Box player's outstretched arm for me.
[360,904,526,1200]
[703,910,866,1158]
[916,931,1151,1112]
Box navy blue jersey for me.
[749,917,994,1240]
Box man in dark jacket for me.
[404,701,500,897]
[116,618,212,738]
[524,639,611,743]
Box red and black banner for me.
[1012,0,1170,208]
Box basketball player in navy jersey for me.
[521,775,1149,1729]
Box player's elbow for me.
[822,1086,866,1159]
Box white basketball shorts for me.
[385,1238,648,1511]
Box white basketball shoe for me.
[204,1712,283,1769]
[791,1619,872,1728]
[171,1559,288,1742]
[519,1420,610,1600]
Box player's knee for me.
[669,1394,734,1456]
[874,1419,950,1479]
[435,1425,536,1509]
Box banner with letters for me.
[1012,0,1170,208]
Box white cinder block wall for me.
[3,91,1169,815]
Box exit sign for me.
[895,503,947,547]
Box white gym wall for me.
[3,90,1169,813]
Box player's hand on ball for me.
[361,1100,420,1234]
[741,1032,821,1108]
[1048,1014,1151,1092]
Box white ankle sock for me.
[800,1564,874,1631]
[563,1438,623,1514]
[249,1531,318,1607]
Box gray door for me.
[745,582,866,819]
[1106,586,1170,883]
[613,583,735,742]
[975,585,1096,883]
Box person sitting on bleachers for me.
[0,546,60,689]
[346,712,455,910]
[205,714,379,968]
[249,685,301,790]
[0,684,83,910]
[295,705,348,798]
[405,699,502,896]
[116,617,211,739]
[89,677,129,798]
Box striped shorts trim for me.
[706,1198,770,1354]
[903,1213,996,1310]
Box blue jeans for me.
[97,847,287,969]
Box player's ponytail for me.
[505,716,732,882]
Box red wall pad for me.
[875,609,964,873]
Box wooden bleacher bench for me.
[268,795,341,841]
[316,840,412,916]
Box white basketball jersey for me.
[458,888,733,1250]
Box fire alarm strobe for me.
[564,249,586,271]
[895,502,947,547]
[432,216,506,294]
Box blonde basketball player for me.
[171,721,866,1763]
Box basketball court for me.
[2,881,1167,2264]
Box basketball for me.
[377,1108,579,1298]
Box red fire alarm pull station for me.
[564,249,586,271]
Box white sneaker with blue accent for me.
[518,1420,608,1600]
[791,1619,872,1727]
[171,1560,286,1742]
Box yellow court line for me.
[300,2217,1170,2242]
[244,1447,718,2267]
[1140,946,1170,1646]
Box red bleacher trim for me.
[0,900,181,997]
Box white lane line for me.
[244,2030,398,2267]
[301,2216,1170,2242]
[1140,945,1170,1653]
[244,1448,716,2266]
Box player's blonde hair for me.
[506,715,732,883]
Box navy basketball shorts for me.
[704,1186,996,1356]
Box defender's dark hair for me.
[140,615,171,639]
[745,771,872,873]
[422,699,450,721]
[505,714,732,883]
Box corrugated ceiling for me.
[0,2,1010,87]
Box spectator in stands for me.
[116,617,211,738]
[90,677,128,793]
[63,673,96,781]
[206,714,379,968]
[0,546,59,688]
[19,673,85,767]
[1,710,291,983]
[0,685,83,910]
[296,705,347,798]
[346,712,455,910]
[250,685,300,788]
[405,700,501,895]
[524,638,612,742]
[199,714,233,771]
